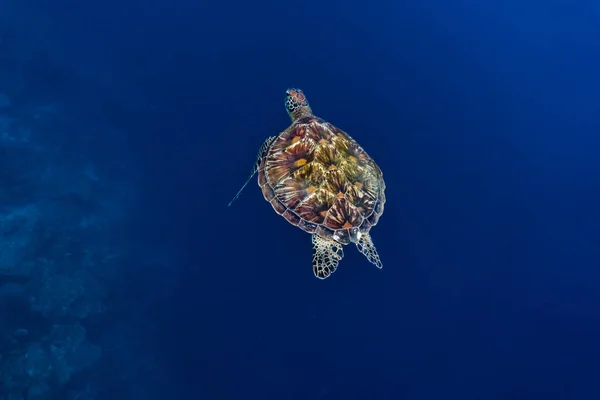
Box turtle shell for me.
[258,115,385,245]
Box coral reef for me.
[0,90,139,399]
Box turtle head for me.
[285,88,312,120]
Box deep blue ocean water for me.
[0,0,599,399]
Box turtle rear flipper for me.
[228,135,277,206]
[312,234,344,279]
[356,233,383,269]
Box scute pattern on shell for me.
[258,116,386,244]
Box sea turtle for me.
[229,88,385,279]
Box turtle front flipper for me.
[356,233,383,269]
[312,234,344,279]
[228,135,277,206]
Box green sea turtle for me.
[229,88,385,279]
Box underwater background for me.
[1,0,599,399]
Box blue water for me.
[0,0,599,399]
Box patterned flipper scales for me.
[312,234,344,279]
[228,136,277,207]
[356,232,383,269]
